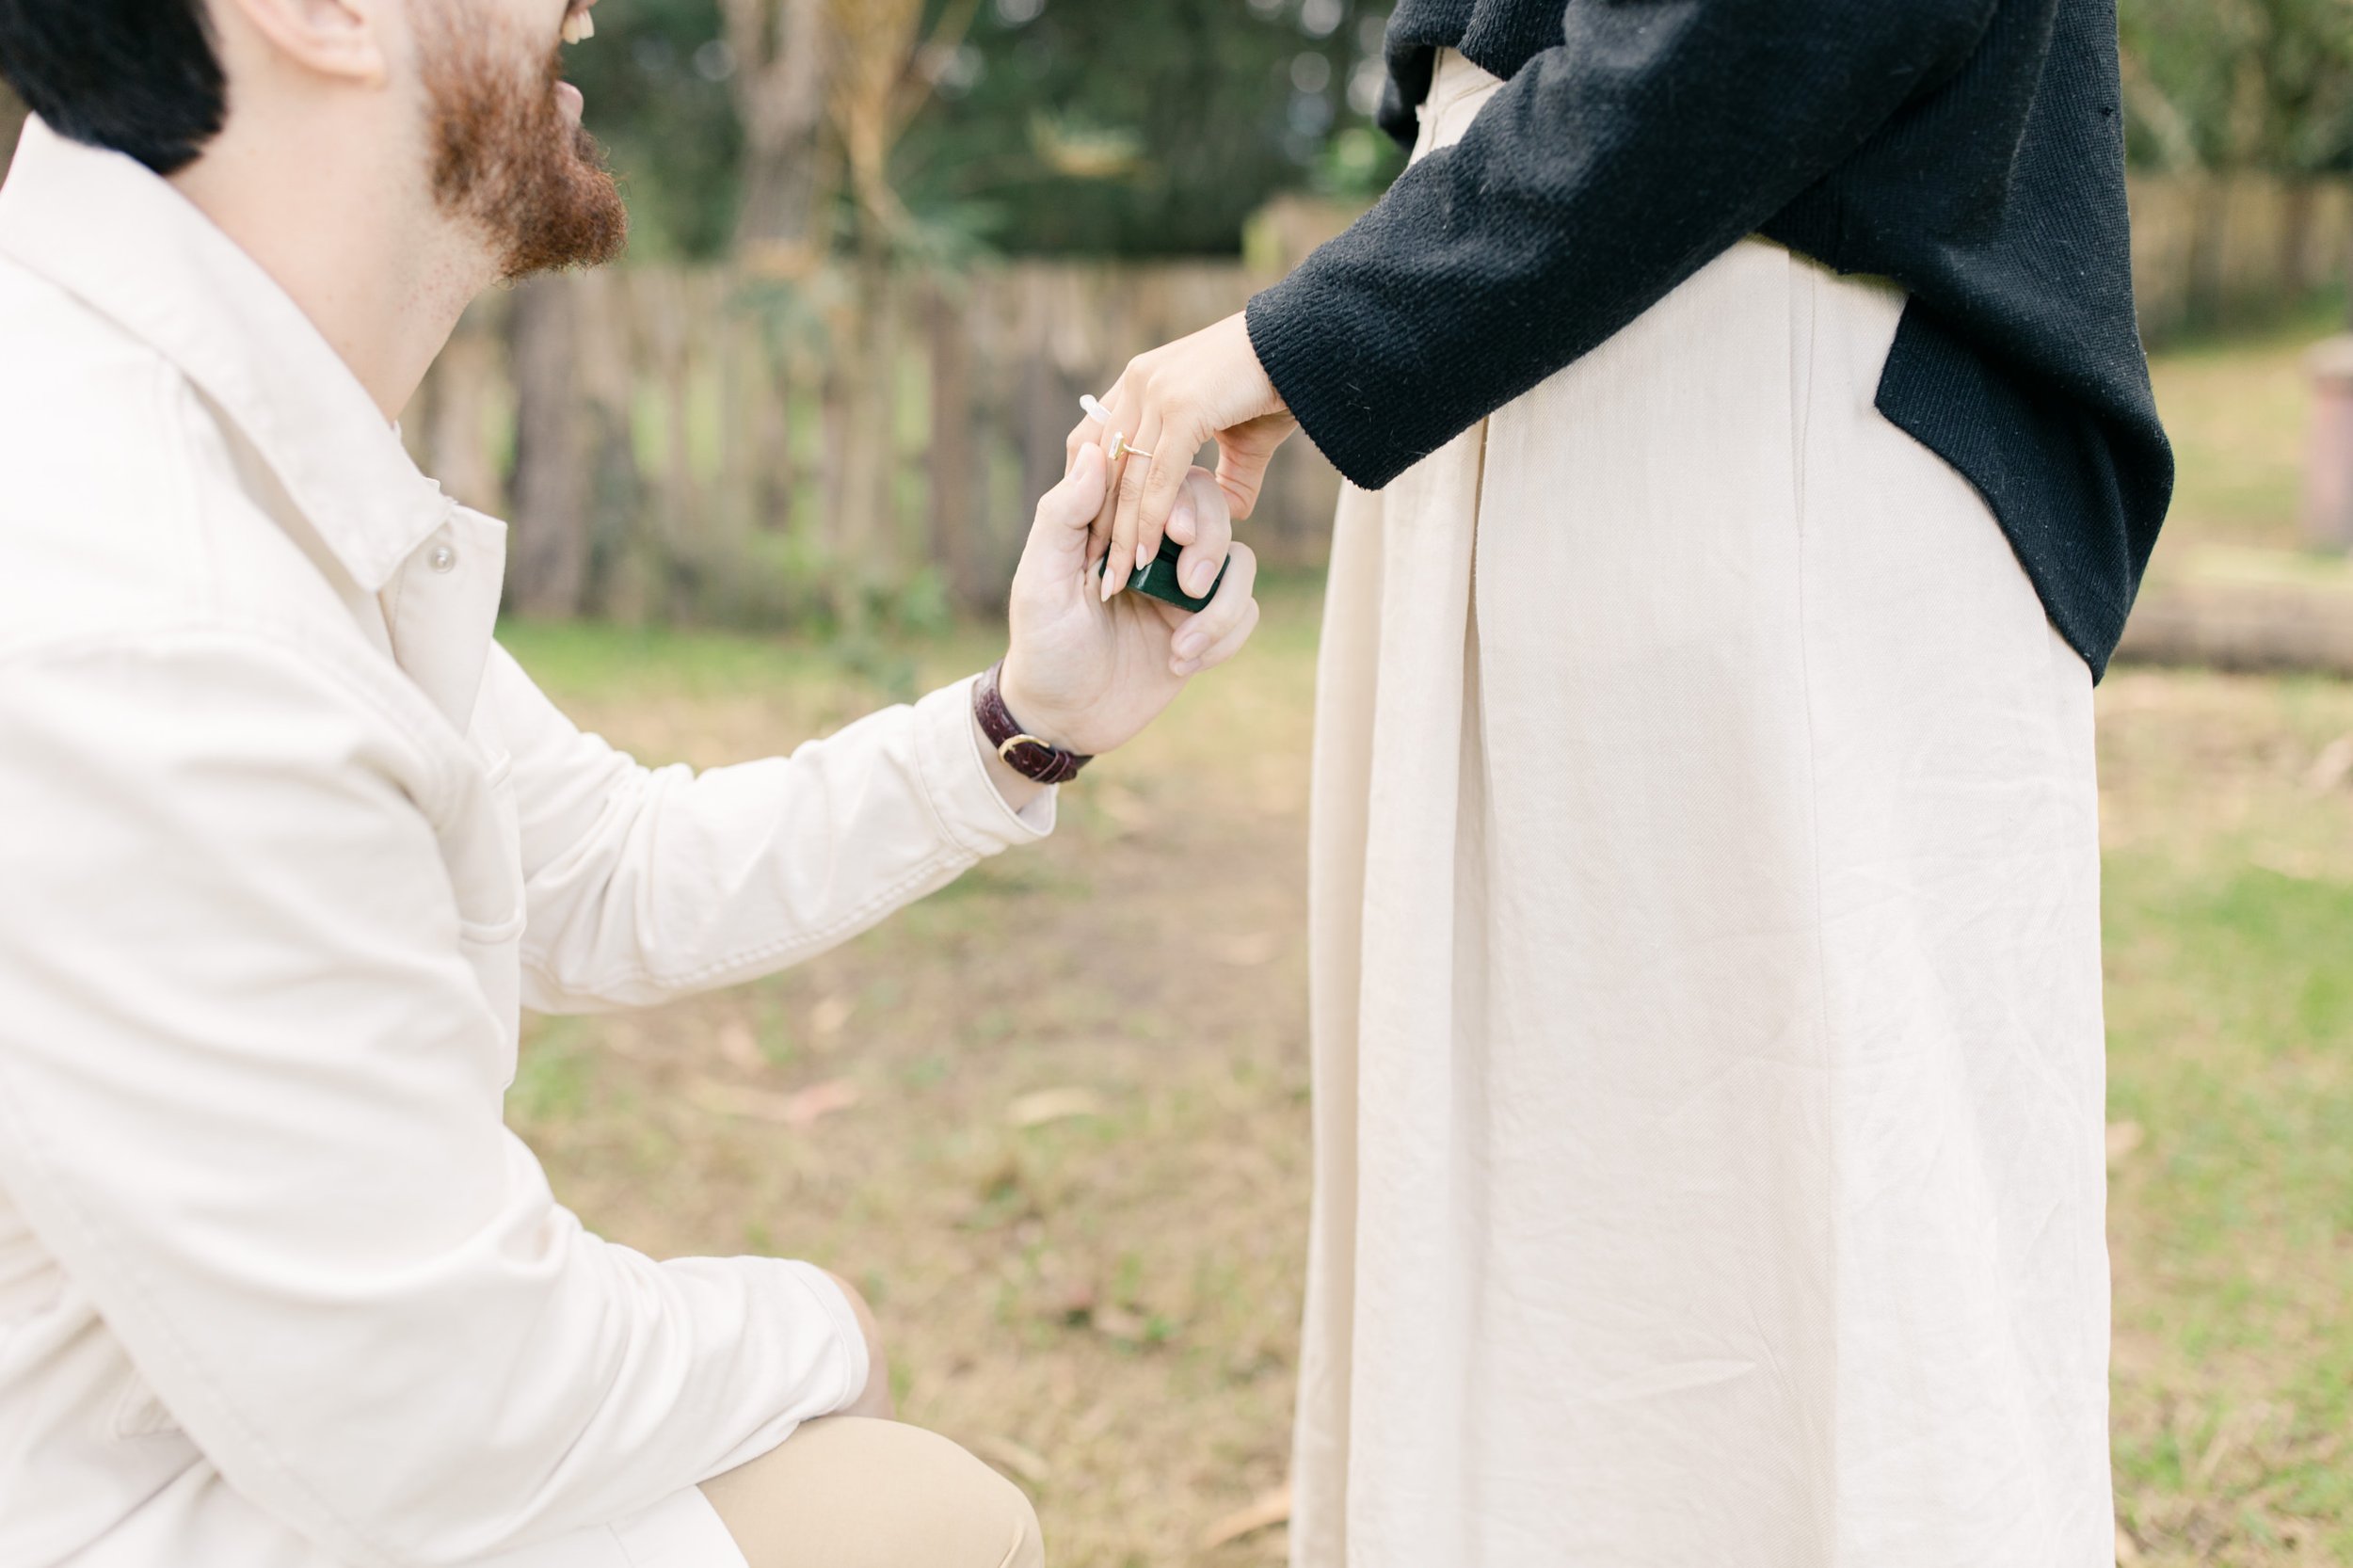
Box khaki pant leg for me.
[699,1417,1043,1568]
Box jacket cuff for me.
[915,675,1056,856]
[1246,278,1426,493]
[780,1260,872,1416]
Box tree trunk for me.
[504,277,590,619]
[830,244,899,627]
[726,0,830,262]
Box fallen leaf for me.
[2105,1121,2144,1169]
[1200,1484,1291,1550]
[810,995,854,1039]
[1008,1086,1108,1128]
[690,1076,860,1128]
[975,1435,1053,1487]
[1210,930,1282,968]
[2305,733,2353,793]
[716,1021,762,1072]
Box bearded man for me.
[0,3,1261,1566]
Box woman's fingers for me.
[1079,377,1138,567]
[1213,411,1297,521]
[1099,409,1168,602]
[1166,541,1258,676]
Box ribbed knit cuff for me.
[1246,280,1428,494]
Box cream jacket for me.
[0,120,1052,1568]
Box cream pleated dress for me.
[1290,51,2113,1568]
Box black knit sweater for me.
[1245,0,2171,678]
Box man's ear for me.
[213,0,391,88]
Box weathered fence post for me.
[2302,336,2353,553]
[418,312,507,520]
[927,280,989,611]
[505,277,589,617]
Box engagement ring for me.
[1080,394,1155,462]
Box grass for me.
[495,324,2353,1566]
[2099,667,2353,1564]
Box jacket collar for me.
[0,119,452,593]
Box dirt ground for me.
[505,599,1322,1568]
[503,570,2353,1567]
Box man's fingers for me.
[1173,468,1233,602]
[1173,598,1261,678]
[1030,443,1108,573]
[1166,541,1258,674]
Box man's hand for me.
[995,441,1261,762]
[1065,312,1296,605]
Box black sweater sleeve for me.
[1246,0,2000,489]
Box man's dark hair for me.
[0,0,226,174]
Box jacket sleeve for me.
[481,646,1053,1015]
[1245,0,1999,488]
[0,632,872,1568]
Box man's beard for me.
[420,10,627,280]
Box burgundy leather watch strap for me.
[973,660,1092,785]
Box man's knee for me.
[701,1416,1042,1568]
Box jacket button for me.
[428,544,457,573]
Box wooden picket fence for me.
[2128,173,2353,340]
[405,262,1345,626]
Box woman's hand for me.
[998,441,1261,760]
[1064,312,1295,603]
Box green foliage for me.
[904,0,1402,255]
[571,0,2353,255]
[2120,0,2353,171]
[569,0,1402,260]
[568,0,745,259]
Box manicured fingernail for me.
[1172,630,1205,660]
[1170,501,1196,544]
[1188,557,1217,596]
[1137,538,1155,574]
[1100,561,1120,601]
[1172,658,1201,678]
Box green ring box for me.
[1102,535,1230,613]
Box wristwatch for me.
[974,660,1092,785]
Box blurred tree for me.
[904,0,1401,255]
[823,0,982,612]
[2120,0,2353,172]
[724,0,830,263]
[568,0,1399,259]
[565,0,746,259]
